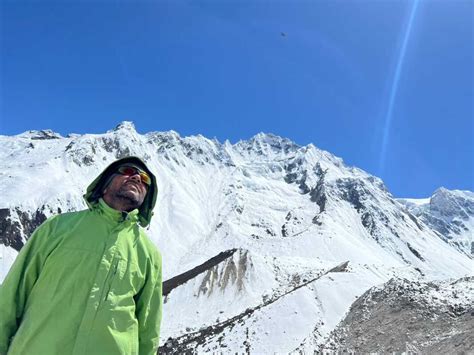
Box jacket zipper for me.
[104,259,120,302]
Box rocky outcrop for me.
[163,249,238,296]
[0,208,48,251]
[398,188,474,257]
[321,277,474,354]
[17,129,63,140]
[336,177,391,240]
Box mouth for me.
[124,181,142,191]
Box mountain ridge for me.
[1,121,472,352]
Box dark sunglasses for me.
[117,166,152,186]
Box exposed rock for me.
[321,277,474,354]
[309,163,327,213]
[17,129,63,140]
[163,249,237,297]
[398,189,474,257]
[0,208,47,251]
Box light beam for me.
[378,0,420,175]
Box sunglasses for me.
[117,166,152,186]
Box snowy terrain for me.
[0,121,472,352]
[398,188,474,257]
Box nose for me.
[129,173,142,183]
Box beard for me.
[115,185,143,210]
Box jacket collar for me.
[96,198,139,224]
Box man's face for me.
[103,167,148,209]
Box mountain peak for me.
[16,129,63,140]
[112,121,136,132]
[236,132,300,156]
[249,132,295,145]
[432,187,449,196]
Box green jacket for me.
[0,157,162,355]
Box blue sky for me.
[1,0,472,198]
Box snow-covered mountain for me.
[1,121,473,353]
[398,188,474,257]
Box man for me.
[0,156,162,355]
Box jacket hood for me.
[84,156,158,227]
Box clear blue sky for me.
[1,0,472,198]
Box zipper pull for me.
[105,260,120,302]
[113,260,119,275]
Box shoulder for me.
[27,209,88,243]
[55,208,91,219]
[51,208,92,225]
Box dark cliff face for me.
[335,177,394,241]
[284,161,327,214]
[0,204,65,252]
[0,208,48,251]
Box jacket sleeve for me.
[0,216,58,354]
[135,252,163,355]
